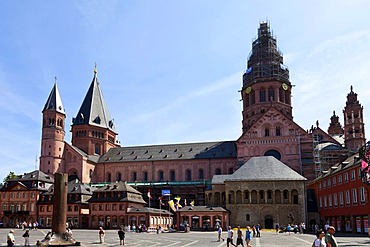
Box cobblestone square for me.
[0,228,369,247]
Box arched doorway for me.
[264,215,274,229]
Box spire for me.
[243,22,290,87]
[43,79,65,114]
[72,68,116,132]
[328,110,343,135]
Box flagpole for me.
[159,199,162,228]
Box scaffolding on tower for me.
[312,133,322,178]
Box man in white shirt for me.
[227,226,236,247]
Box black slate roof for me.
[89,181,146,204]
[43,83,65,114]
[72,71,115,132]
[42,178,94,196]
[99,141,236,163]
[178,205,227,212]
[8,170,54,183]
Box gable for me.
[2,182,28,191]
[238,106,310,142]
[64,142,87,162]
[311,127,341,146]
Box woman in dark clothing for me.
[118,227,125,246]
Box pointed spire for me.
[72,68,115,132]
[43,80,65,114]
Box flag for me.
[147,188,152,199]
[168,200,176,212]
[175,196,182,208]
[190,200,195,206]
[362,160,369,170]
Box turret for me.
[71,67,119,155]
[40,80,66,174]
[343,86,365,151]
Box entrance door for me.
[265,218,274,229]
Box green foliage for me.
[3,171,17,183]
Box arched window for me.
[291,189,299,204]
[215,168,221,175]
[279,88,284,102]
[260,89,266,102]
[95,143,101,155]
[185,169,192,181]
[170,170,176,181]
[276,127,281,136]
[268,88,274,101]
[106,172,111,182]
[228,167,234,174]
[89,169,93,178]
[265,128,270,137]
[264,149,281,160]
[143,171,148,182]
[198,169,204,179]
[285,91,290,104]
[158,170,164,181]
[251,91,255,105]
[132,172,137,182]
[116,172,122,181]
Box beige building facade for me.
[206,156,306,228]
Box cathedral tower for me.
[71,68,119,155]
[40,82,66,174]
[241,22,292,133]
[328,111,344,136]
[343,86,365,151]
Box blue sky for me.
[1,1,369,181]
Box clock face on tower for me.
[282,83,288,91]
[246,86,252,94]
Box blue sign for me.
[162,189,170,196]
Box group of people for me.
[285,222,306,235]
[217,225,253,247]
[98,226,126,245]
[18,221,39,231]
[313,225,338,247]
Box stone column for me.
[52,173,68,234]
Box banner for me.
[162,190,170,196]
[356,216,361,233]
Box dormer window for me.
[93,116,101,124]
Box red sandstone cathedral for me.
[39,22,366,206]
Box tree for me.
[3,171,17,183]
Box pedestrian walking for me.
[236,226,244,247]
[22,229,30,246]
[98,226,105,243]
[313,230,326,247]
[245,226,252,247]
[217,225,224,242]
[227,226,236,247]
[118,227,125,246]
[325,226,338,247]
[256,224,261,237]
[7,229,15,247]
[275,223,279,234]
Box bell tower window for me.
[260,89,266,102]
[268,88,275,101]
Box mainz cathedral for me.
[39,22,365,227]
